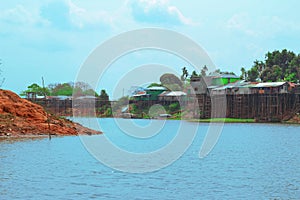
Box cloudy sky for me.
[1,0,300,99]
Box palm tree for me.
[181,67,189,82]
[240,67,247,80]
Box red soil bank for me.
[0,89,101,136]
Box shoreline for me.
[0,131,102,141]
[72,116,300,125]
[95,115,300,123]
[1,117,299,141]
[188,119,300,125]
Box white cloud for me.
[37,0,114,30]
[0,4,47,26]
[226,13,300,38]
[67,0,114,29]
[226,13,258,37]
[167,6,195,26]
[128,0,197,26]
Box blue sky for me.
[1,0,300,99]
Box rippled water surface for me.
[1,118,299,199]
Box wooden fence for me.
[28,93,300,122]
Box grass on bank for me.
[189,118,255,123]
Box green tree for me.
[287,54,300,82]
[104,107,112,117]
[99,89,109,101]
[49,82,98,96]
[51,83,73,96]
[265,49,295,80]
[260,65,282,82]
[21,83,50,96]
[247,67,259,82]
[169,102,180,113]
[190,70,199,79]
[245,49,299,83]
[181,67,189,81]
[201,65,208,77]
[240,67,247,80]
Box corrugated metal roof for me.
[133,93,148,97]
[75,96,96,100]
[254,82,286,87]
[146,86,167,91]
[207,85,220,89]
[211,81,290,91]
[217,74,239,79]
[159,91,186,96]
[212,80,247,90]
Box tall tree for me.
[51,83,73,96]
[201,65,208,77]
[247,67,259,82]
[246,49,299,83]
[260,65,282,82]
[240,67,247,80]
[20,83,50,96]
[99,89,109,101]
[190,70,199,79]
[288,54,300,83]
[181,67,189,82]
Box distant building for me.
[253,82,290,94]
[210,81,256,95]
[294,84,300,94]
[190,76,208,94]
[210,81,294,95]
[26,92,47,100]
[74,95,96,100]
[47,95,72,100]
[131,86,167,101]
[211,74,240,85]
[158,91,187,102]
[190,73,241,95]
[26,92,37,100]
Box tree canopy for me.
[21,82,101,97]
[180,67,188,81]
[242,49,300,83]
[99,89,109,101]
[20,83,50,96]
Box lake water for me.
[1,118,300,199]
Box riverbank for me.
[188,118,255,123]
[120,115,300,124]
[0,89,102,137]
[285,113,300,124]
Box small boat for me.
[159,114,171,118]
